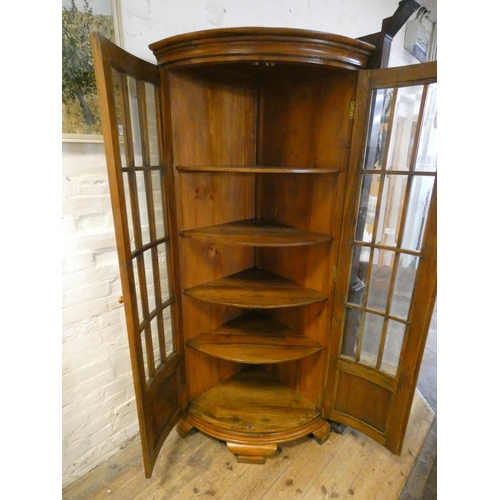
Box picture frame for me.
[62,0,123,143]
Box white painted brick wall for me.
[62,141,138,488]
[62,0,423,490]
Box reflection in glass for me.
[386,86,423,171]
[360,313,384,368]
[391,256,419,320]
[151,171,165,239]
[367,250,396,313]
[133,171,150,246]
[401,176,435,252]
[158,242,171,303]
[341,307,362,358]
[363,88,393,171]
[145,82,159,165]
[381,320,406,375]
[375,175,408,247]
[416,83,437,172]
[354,173,381,244]
[126,76,143,167]
[163,305,174,355]
[347,245,369,305]
[151,315,161,370]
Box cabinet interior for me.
[169,63,357,411]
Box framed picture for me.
[62,0,122,142]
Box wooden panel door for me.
[324,62,437,454]
[91,33,184,477]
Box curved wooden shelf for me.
[180,218,333,247]
[184,267,328,309]
[176,165,340,174]
[186,312,322,363]
[186,368,322,437]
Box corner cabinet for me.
[91,28,437,477]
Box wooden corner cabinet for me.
[91,27,437,477]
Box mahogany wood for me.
[186,311,322,364]
[180,218,333,247]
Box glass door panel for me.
[341,82,437,378]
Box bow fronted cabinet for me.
[90,25,437,477]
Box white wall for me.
[62,0,426,488]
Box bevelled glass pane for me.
[341,307,362,358]
[416,83,437,172]
[347,245,369,305]
[140,330,150,381]
[391,256,419,319]
[363,88,394,170]
[132,258,143,323]
[111,68,127,168]
[151,315,161,370]
[158,242,171,303]
[135,170,151,246]
[151,171,165,240]
[163,306,174,356]
[401,176,435,252]
[367,250,396,313]
[354,173,381,244]
[360,313,384,368]
[126,76,143,167]
[143,249,155,313]
[375,175,408,247]
[386,86,424,171]
[381,320,406,375]
[145,82,159,165]
[122,171,136,250]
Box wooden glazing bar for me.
[352,241,421,258]
[137,79,169,364]
[121,166,164,172]
[90,34,148,391]
[354,85,398,362]
[408,85,429,174]
[344,303,411,326]
[130,236,170,259]
[379,87,398,172]
[138,297,176,334]
[366,170,436,177]
[374,87,429,371]
[118,74,156,379]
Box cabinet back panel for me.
[257,73,357,405]
[169,72,258,399]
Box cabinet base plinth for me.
[176,417,194,438]
[227,442,277,464]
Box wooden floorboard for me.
[63,390,434,500]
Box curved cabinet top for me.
[149,27,374,70]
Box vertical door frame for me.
[323,61,437,453]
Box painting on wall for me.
[62,0,121,142]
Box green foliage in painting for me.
[62,0,114,134]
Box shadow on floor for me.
[399,303,437,500]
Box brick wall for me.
[62,142,138,487]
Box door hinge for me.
[349,101,356,120]
[332,266,338,282]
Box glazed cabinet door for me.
[324,62,437,454]
[91,33,184,477]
